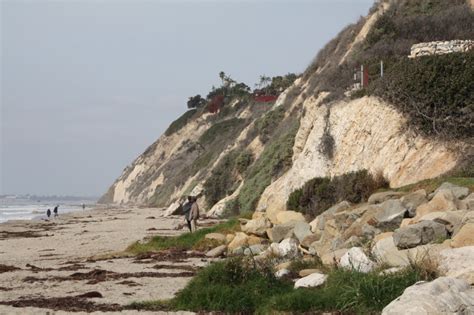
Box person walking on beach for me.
[53,205,59,217]
[182,196,193,232]
[82,203,85,210]
[190,197,200,232]
[46,209,51,219]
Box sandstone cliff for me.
[100,0,473,218]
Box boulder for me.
[373,199,407,230]
[275,261,291,271]
[227,232,263,251]
[267,221,298,243]
[393,221,447,249]
[270,238,299,258]
[451,223,474,248]
[205,245,227,258]
[368,191,404,204]
[241,217,272,237]
[275,268,290,278]
[460,193,474,210]
[299,269,322,277]
[438,246,474,285]
[294,273,328,288]
[382,277,474,315]
[293,222,313,243]
[401,189,427,217]
[434,182,470,199]
[419,210,466,235]
[321,249,348,266]
[205,233,226,243]
[301,233,321,248]
[372,236,410,267]
[244,244,268,256]
[164,201,182,216]
[414,190,458,221]
[276,211,306,224]
[226,234,235,244]
[309,201,351,232]
[340,247,375,273]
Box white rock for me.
[340,247,375,273]
[270,238,300,258]
[275,268,290,278]
[294,273,328,288]
[438,246,474,285]
[382,277,474,315]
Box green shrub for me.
[287,170,388,218]
[370,52,474,139]
[235,150,254,174]
[254,106,286,143]
[234,121,299,213]
[164,109,197,136]
[203,151,240,208]
[170,257,291,313]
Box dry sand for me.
[0,206,219,314]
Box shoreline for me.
[0,205,209,314]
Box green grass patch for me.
[128,258,433,314]
[126,219,239,254]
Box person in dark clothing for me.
[182,196,193,232]
[53,205,59,217]
[46,209,51,219]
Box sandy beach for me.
[0,206,218,314]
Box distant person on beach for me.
[46,209,51,219]
[53,205,59,217]
[82,203,85,210]
[182,196,193,232]
[190,197,200,232]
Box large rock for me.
[269,238,299,258]
[205,245,227,258]
[382,277,474,315]
[294,273,328,288]
[401,189,427,217]
[276,211,306,224]
[205,233,227,243]
[227,232,263,251]
[241,217,272,237]
[339,247,375,273]
[299,269,322,277]
[267,221,298,243]
[321,249,348,266]
[372,236,410,267]
[414,189,458,221]
[301,233,321,248]
[393,221,447,249]
[434,182,470,200]
[293,221,313,243]
[418,210,466,235]
[164,201,182,216]
[309,201,352,232]
[368,191,404,204]
[438,247,474,285]
[244,244,268,256]
[451,223,474,248]
[373,199,407,230]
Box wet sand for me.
[0,206,218,314]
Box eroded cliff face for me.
[257,95,464,222]
[101,0,473,212]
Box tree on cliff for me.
[187,94,206,109]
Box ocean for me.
[0,198,97,223]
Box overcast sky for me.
[1,0,373,197]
